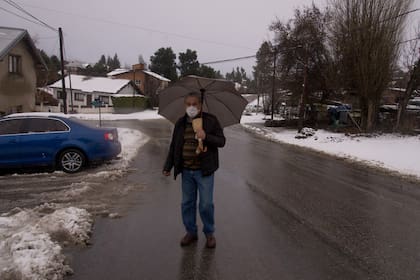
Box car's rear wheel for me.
[59,149,85,173]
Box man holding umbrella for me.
[160,76,248,249]
[163,92,225,249]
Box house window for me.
[8,55,22,74]
[74,93,84,101]
[135,80,141,86]
[57,90,65,99]
[99,96,109,104]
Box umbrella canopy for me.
[158,75,248,128]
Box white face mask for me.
[186,106,199,118]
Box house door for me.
[86,94,92,106]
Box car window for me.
[21,118,69,133]
[0,119,24,135]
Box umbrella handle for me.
[200,88,205,117]
[196,139,207,155]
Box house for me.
[107,62,170,106]
[0,26,47,115]
[382,88,405,105]
[48,74,142,113]
[36,87,59,112]
[65,60,93,74]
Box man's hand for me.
[163,170,171,177]
[196,129,206,140]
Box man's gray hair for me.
[184,92,202,104]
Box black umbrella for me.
[158,75,248,128]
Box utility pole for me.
[271,47,278,121]
[58,27,67,114]
[68,70,74,113]
[298,55,309,132]
[132,67,136,108]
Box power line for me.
[0,5,50,28]
[2,0,57,31]
[203,35,420,65]
[13,2,254,51]
[202,55,257,65]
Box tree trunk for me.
[366,100,378,133]
[360,97,368,131]
[360,94,379,133]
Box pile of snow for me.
[0,205,92,280]
[117,128,149,167]
[243,124,420,178]
[295,127,316,139]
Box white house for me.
[48,74,142,113]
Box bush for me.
[111,96,150,113]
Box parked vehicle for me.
[0,115,121,173]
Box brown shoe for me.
[205,235,216,249]
[180,233,198,247]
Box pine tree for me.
[99,55,106,66]
[150,47,178,81]
[112,53,121,69]
[178,49,200,77]
[106,55,112,70]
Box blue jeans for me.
[181,169,215,236]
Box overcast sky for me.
[1,0,419,76]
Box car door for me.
[19,118,70,167]
[0,119,24,168]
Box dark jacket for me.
[163,112,226,179]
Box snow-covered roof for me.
[48,75,132,94]
[107,68,171,82]
[107,68,131,77]
[143,70,171,82]
[114,92,145,97]
[38,87,55,96]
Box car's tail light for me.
[104,132,114,141]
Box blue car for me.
[0,115,121,173]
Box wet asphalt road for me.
[65,119,420,280]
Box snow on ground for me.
[243,124,420,179]
[7,110,163,121]
[0,127,148,279]
[0,204,92,280]
[240,113,267,124]
[72,110,163,121]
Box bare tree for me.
[330,0,413,132]
[395,24,420,131]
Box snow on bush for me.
[0,205,92,280]
[295,127,316,139]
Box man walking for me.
[163,92,225,249]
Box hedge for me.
[111,96,150,113]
